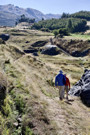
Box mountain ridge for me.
[0,4,61,26]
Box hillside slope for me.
[53,38,90,57]
[0,27,90,135]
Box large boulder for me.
[0,34,10,41]
[41,44,60,55]
[69,69,90,107]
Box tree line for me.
[31,17,88,34]
[15,11,90,37]
[15,14,35,25]
[61,11,90,21]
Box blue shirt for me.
[55,73,66,86]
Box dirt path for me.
[10,54,90,135]
[25,64,90,134]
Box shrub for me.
[25,126,33,135]
[2,95,14,116]
[59,28,69,36]
[41,28,50,32]
[47,79,55,87]
[0,114,10,135]
[53,30,59,37]
[14,95,25,114]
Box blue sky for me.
[0,0,90,14]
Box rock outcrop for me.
[53,38,90,57]
[69,69,90,106]
[41,44,60,55]
[0,34,10,41]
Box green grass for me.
[71,33,90,40]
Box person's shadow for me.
[64,100,72,105]
[64,99,74,105]
[68,99,74,102]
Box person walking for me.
[55,70,66,100]
[64,74,70,101]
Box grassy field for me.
[65,33,90,40]
[0,27,90,135]
[71,33,90,40]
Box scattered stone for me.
[13,122,18,127]
[25,41,29,43]
[33,52,39,56]
[17,117,22,123]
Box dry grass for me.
[0,27,90,135]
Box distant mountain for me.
[45,14,61,19]
[0,11,18,26]
[0,4,61,26]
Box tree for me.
[19,14,27,23]
[61,12,69,18]
[53,30,59,37]
[67,19,73,32]
[17,14,35,24]
[42,18,44,21]
[59,28,69,36]
[21,14,26,20]
[15,21,18,26]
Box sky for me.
[0,0,90,14]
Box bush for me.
[41,28,50,32]
[59,28,69,36]
[0,114,10,135]
[14,95,25,114]
[53,30,59,37]
[24,126,33,135]
[47,79,55,87]
[2,95,14,116]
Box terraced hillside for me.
[0,27,90,135]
